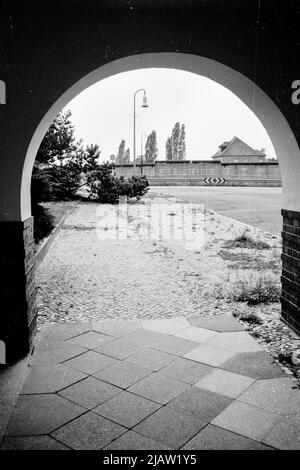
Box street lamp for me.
[140,131,147,175]
[133,89,149,174]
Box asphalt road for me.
[149,186,282,234]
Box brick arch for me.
[21,53,300,221]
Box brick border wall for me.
[281,209,300,335]
[0,217,37,363]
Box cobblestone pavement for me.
[36,196,281,326]
[2,317,300,450]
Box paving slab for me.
[194,368,255,399]
[184,344,236,367]
[41,322,92,342]
[20,364,86,394]
[95,338,144,360]
[159,358,213,384]
[238,378,300,414]
[31,341,87,365]
[211,401,279,441]
[220,351,286,379]
[262,415,300,450]
[93,391,161,428]
[66,331,113,349]
[147,334,199,357]
[188,314,245,332]
[51,411,126,450]
[103,431,173,450]
[142,318,190,335]
[62,350,117,375]
[175,326,220,343]
[128,373,189,404]
[182,424,272,450]
[206,331,263,353]
[1,435,70,450]
[92,320,141,338]
[133,407,206,449]
[58,377,122,409]
[6,394,85,436]
[125,349,176,372]
[166,387,232,422]
[94,361,151,389]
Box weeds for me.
[229,275,281,305]
[223,233,270,250]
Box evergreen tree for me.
[124,147,131,164]
[166,137,172,160]
[145,130,158,162]
[116,139,126,164]
[171,122,181,160]
[178,124,186,160]
[36,110,79,165]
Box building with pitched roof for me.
[212,136,267,163]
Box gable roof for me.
[212,136,264,158]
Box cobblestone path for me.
[36,196,281,326]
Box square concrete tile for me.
[103,431,172,450]
[167,387,232,422]
[175,326,220,343]
[41,322,92,342]
[124,329,169,348]
[134,407,206,449]
[142,318,190,335]
[128,373,189,404]
[206,331,263,353]
[1,436,70,450]
[184,344,236,367]
[238,378,300,414]
[94,391,161,428]
[182,424,271,450]
[92,320,141,338]
[220,351,286,379]
[62,351,117,375]
[20,364,86,394]
[58,377,122,409]
[6,394,85,436]
[51,411,126,450]
[194,369,255,399]
[188,314,244,332]
[94,361,151,389]
[125,349,176,371]
[31,341,87,365]
[159,358,213,384]
[67,331,113,349]
[95,338,143,360]
[149,335,199,357]
[212,401,278,441]
[263,415,300,450]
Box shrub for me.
[32,203,55,243]
[230,276,281,305]
[88,163,149,203]
[223,233,270,250]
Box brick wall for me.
[281,209,300,334]
[0,217,37,363]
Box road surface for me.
[149,186,282,234]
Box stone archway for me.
[2,52,300,362]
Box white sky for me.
[65,68,277,162]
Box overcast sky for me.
[65,68,277,162]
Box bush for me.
[223,233,270,250]
[88,163,149,203]
[230,276,281,305]
[32,203,55,243]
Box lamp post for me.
[140,131,147,175]
[133,89,148,175]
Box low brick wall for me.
[0,217,37,363]
[115,160,281,187]
[281,209,300,335]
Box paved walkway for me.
[2,316,300,450]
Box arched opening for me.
[22,53,300,221]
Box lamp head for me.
[142,91,149,108]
